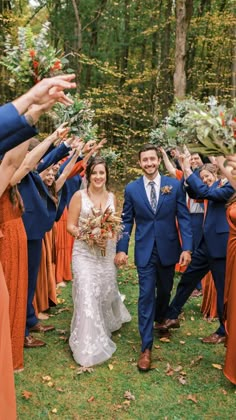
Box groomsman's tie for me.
[149,181,157,212]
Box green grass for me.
[16,242,236,419]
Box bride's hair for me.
[86,156,109,188]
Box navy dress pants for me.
[25,239,42,336]
[167,238,226,336]
[137,244,175,351]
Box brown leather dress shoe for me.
[160,318,180,331]
[24,335,46,348]
[201,333,226,344]
[29,323,55,333]
[137,349,152,372]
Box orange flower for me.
[51,60,62,71]
[33,60,39,69]
[29,49,36,58]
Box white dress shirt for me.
[143,173,161,207]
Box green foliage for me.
[0,21,66,91]
[52,94,98,143]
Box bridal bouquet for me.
[74,206,123,256]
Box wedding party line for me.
[0,74,236,420]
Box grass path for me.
[15,255,236,419]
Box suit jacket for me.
[186,173,234,258]
[117,175,193,267]
[37,143,71,173]
[0,103,37,154]
[18,171,56,240]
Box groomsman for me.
[115,144,192,371]
[162,158,234,343]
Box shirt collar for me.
[143,173,161,188]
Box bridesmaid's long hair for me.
[9,185,24,213]
[85,156,109,189]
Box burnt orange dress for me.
[201,272,218,319]
[0,232,16,420]
[55,208,72,284]
[0,188,28,371]
[223,202,236,385]
[34,227,57,314]
[55,160,85,284]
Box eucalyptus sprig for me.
[52,94,98,143]
[100,148,120,166]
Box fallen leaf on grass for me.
[108,364,114,370]
[186,332,192,336]
[59,336,68,341]
[87,396,95,403]
[187,394,198,403]
[173,365,183,372]
[55,307,70,314]
[221,389,227,395]
[56,329,67,334]
[178,375,186,385]
[124,391,135,401]
[123,400,131,406]
[132,345,138,352]
[179,341,185,345]
[190,316,195,321]
[212,363,222,370]
[69,364,76,369]
[154,345,160,349]
[77,366,94,375]
[165,363,174,376]
[190,356,203,366]
[57,298,65,304]
[47,381,54,388]
[56,387,65,393]
[22,390,32,400]
[159,337,170,343]
[51,408,57,414]
[42,375,52,382]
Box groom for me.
[115,144,192,371]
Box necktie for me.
[149,181,157,212]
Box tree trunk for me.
[71,0,82,90]
[174,0,193,99]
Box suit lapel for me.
[155,176,166,214]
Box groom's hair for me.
[138,143,161,160]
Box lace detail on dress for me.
[69,190,131,367]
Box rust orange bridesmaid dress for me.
[0,233,16,420]
[223,201,236,385]
[34,226,57,315]
[201,272,218,319]
[0,187,28,371]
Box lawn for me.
[15,242,236,419]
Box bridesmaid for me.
[223,193,236,384]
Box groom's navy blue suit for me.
[117,175,192,351]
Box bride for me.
[67,156,131,367]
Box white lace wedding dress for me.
[69,190,131,367]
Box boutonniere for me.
[217,178,227,188]
[160,185,173,195]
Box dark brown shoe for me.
[24,335,46,348]
[137,349,152,372]
[201,333,226,344]
[160,318,180,331]
[29,323,55,333]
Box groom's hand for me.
[114,252,128,267]
[179,250,192,267]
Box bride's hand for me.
[94,237,107,250]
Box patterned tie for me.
[149,181,157,212]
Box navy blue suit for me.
[0,103,37,153]
[18,172,57,335]
[167,174,235,336]
[117,175,192,351]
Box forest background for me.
[0,0,235,182]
